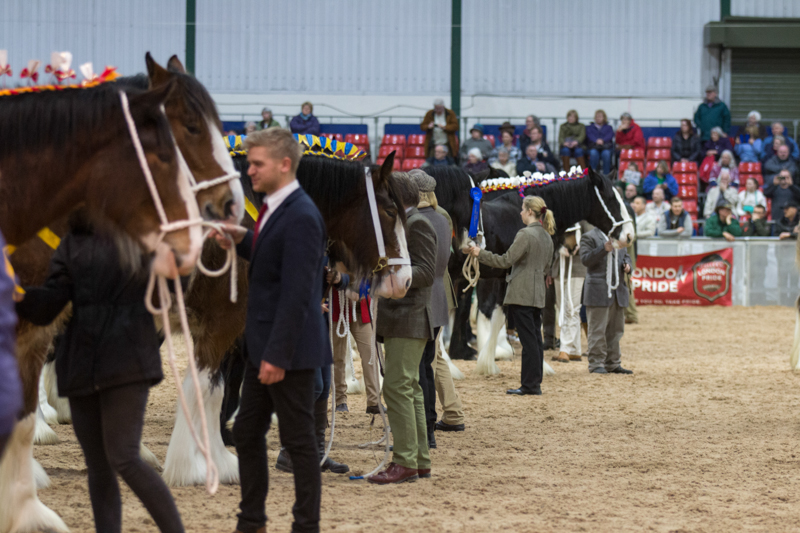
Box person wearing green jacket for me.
[694,86,731,141]
[704,203,742,241]
[558,110,587,170]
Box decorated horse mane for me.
[224,133,368,161]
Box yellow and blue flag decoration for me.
[293,134,367,161]
[225,135,248,156]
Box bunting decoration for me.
[0,50,11,87]
[0,57,119,98]
[19,59,40,85]
[225,135,248,156]
[294,134,367,161]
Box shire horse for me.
[425,166,635,371]
[159,151,412,487]
[3,54,243,533]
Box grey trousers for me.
[586,303,625,371]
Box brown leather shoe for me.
[569,353,582,361]
[418,468,431,479]
[555,351,570,363]
[367,463,419,484]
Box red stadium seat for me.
[682,199,698,214]
[405,145,426,158]
[739,161,761,174]
[381,134,406,146]
[767,198,773,220]
[376,157,403,171]
[645,161,659,174]
[675,173,698,186]
[407,134,426,146]
[618,160,644,174]
[619,148,645,161]
[378,145,404,158]
[741,173,764,187]
[646,149,671,162]
[678,185,697,200]
[402,158,426,171]
[672,161,698,173]
[321,133,344,142]
[646,137,672,149]
[345,133,369,145]
[484,134,496,148]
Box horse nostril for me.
[405,279,411,289]
[224,199,235,218]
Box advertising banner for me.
[632,248,733,306]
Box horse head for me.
[586,167,635,245]
[144,53,245,224]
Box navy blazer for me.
[236,187,332,371]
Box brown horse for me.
[161,152,412,486]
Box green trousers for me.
[383,337,430,470]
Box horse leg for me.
[475,306,501,376]
[33,405,59,446]
[43,359,71,424]
[162,369,239,486]
[448,284,476,360]
[438,328,464,381]
[37,371,58,426]
[494,308,514,361]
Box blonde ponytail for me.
[522,196,556,235]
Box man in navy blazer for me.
[214,128,330,533]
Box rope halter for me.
[592,185,631,299]
[364,167,411,273]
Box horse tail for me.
[790,295,800,371]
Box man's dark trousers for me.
[418,326,441,436]
[507,305,543,391]
[233,362,319,533]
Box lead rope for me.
[119,91,220,495]
[324,288,337,466]
[593,186,629,299]
[462,176,484,292]
[558,253,573,326]
[364,292,391,477]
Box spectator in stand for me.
[621,161,642,188]
[289,101,321,136]
[740,110,768,139]
[624,183,638,203]
[672,119,702,163]
[704,203,742,242]
[490,147,517,176]
[709,150,739,187]
[517,143,556,175]
[764,144,799,183]
[524,124,559,170]
[258,107,281,130]
[631,196,656,238]
[422,144,456,168]
[643,160,678,201]
[489,124,520,165]
[463,148,488,175]
[244,121,257,135]
[518,114,542,154]
[703,170,740,219]
[646,188,670,227]
[764,168,800,221]
[734,123,763,163]
[421,99,459,159]
[776,201,800,240]
[742,204,771,237]
[703,127,733,161]
[694,85,731,141]
[459,124,493,164]
[587,109,615,174]
[558,110,587,170]
[658,197,693,238]
[615,112,645,153]
[761,122,800,162]
[736,177,767,217]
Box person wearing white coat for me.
[736,176,767,217]
[548,223,589,364]
[703,169,740,219]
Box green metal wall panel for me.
[730,48,800,119]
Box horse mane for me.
[523,172,612,234]
[296,156,368,217]
[424,165,474,212]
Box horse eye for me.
[186,124,201,135]
[385,208,397,218]
[157,152,172,163]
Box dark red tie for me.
[252,203,269,247]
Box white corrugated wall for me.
[462,0,719,98]
[194,0,451,94]
[731,0,800,17]
[0,0,184,79]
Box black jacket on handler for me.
[16,223,162,397]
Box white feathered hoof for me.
[439,334,465,381]
[543,360,556,376]
[140,443,162,471]
[37,371,58,426]
[44,361,71,424]
[162,370,239,487]
[0,415,69,533]
[495,324,513,361]
[33,406,59,446]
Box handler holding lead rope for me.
[467,196,555,395]
[548,223,587,364]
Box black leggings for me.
[70,382,184,533]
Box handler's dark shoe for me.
[590,367,608,374]
[435,421,465,432]
[428,432,437,450]
[335,403,349,413]
[506,387,542,396]
[321,456,350,474]
[367,463,419,484]
[366,404,384,415]
[275,448,293,473]
[608,366,633,374]
[418,468,431,479]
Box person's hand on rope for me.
[326,268,342,286]
[209,223,248,249]
[603,240,615,253]
[545,275,553,287]
[468,246,481,257]
[259,360,285,385]
[623,263,631,274]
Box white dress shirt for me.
[258,179,300,233]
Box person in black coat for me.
[15,210,184,533]
[672,119,702,163]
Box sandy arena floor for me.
[33,306,800,532]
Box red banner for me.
[632,248,733,306]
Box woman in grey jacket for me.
[468,196,555,395]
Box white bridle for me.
[364,167,411,273]
[593,185,632,298]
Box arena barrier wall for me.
[637,238,800,307]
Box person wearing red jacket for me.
[615,112,645,153]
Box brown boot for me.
[576,155,587,169]
[569,353,582,361]
[555,351,570,363]
[561,155,571,171]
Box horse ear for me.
[166,55,186,74]
[145,52,171,88]
[379,151,396,181]
[587,166,605,187]
[131,78,177,110]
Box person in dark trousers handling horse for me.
[468,196,555,395]
[213,128,329,533]
[15,211,185,533]
[580,227,634,375]
[368,173,437,485]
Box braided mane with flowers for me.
[479,166,589,197]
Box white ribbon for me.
[364,167,410,272]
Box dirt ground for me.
[34,306,800,532]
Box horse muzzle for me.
[374,265,412,299]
